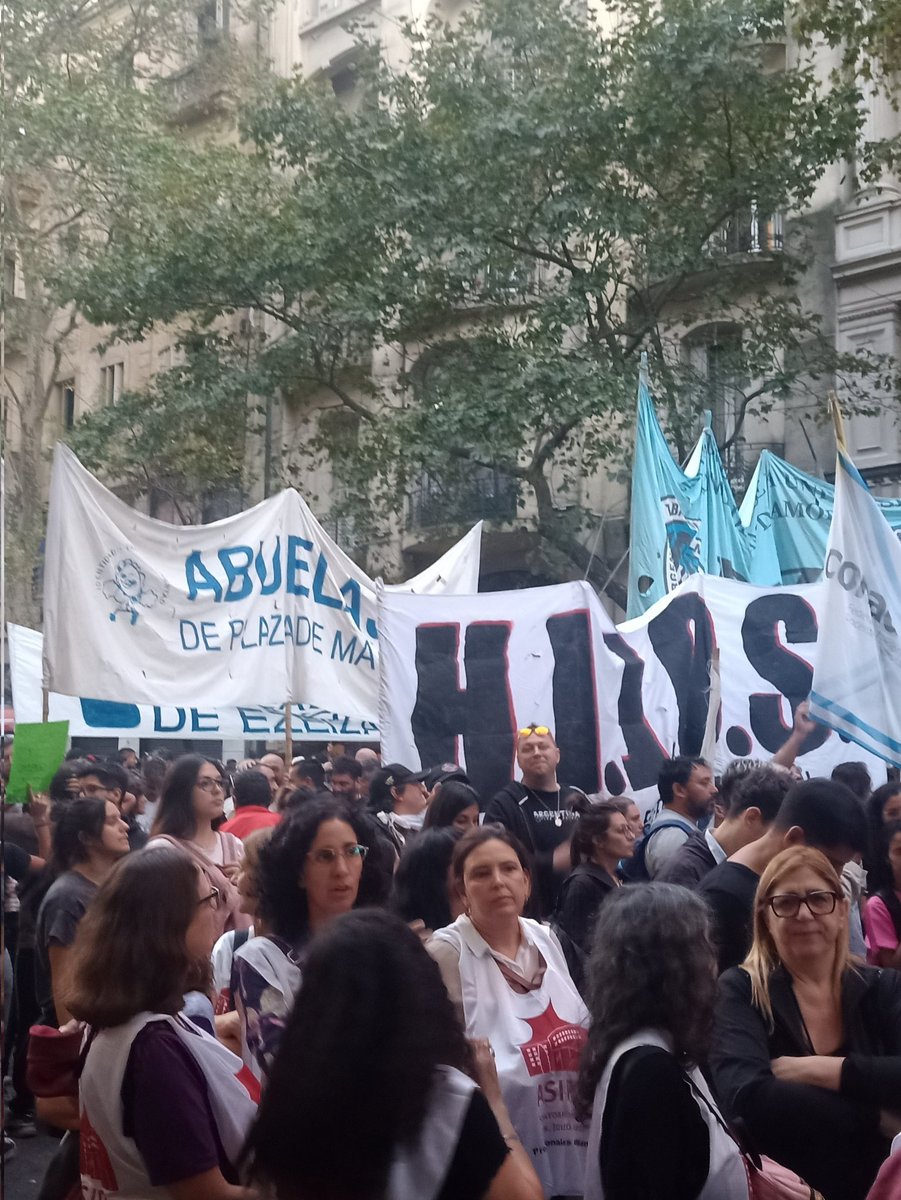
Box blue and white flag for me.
[809,419,901,765]
[627,368,777,617]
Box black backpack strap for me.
[233,927,251,953]
[877,888,901,942]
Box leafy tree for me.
[62,0,898,602]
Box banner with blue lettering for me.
[378,575,885,808]
[10,625,379,741]
[810,442,901,765]
[42,446,481,715]
[626,373,778,617]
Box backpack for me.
[620,818,693,883]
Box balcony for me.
[705,207,784,258]
[408,467,518,530]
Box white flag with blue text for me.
[809,446,901,765]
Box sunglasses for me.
[519,725,551,737]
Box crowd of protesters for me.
[2,718,901,1200]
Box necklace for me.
[525,785,563,826]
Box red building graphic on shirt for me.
[518,1001,587,1076]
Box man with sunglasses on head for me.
[485,723,583,918]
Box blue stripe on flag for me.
[809,690,901,764]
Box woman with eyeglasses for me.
[150,755,249,937]
[712,845,901,1200]
[69,845,258,1200]
[233,795,370,1081]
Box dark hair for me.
[774,778,867,854]
[330,756,361,780]
[48,764,78,804]
[244,910,472,1200]
[117,747,138,765]
[151,755,220,840]
[423,780,480,830]
[256,797,369,943]
[353,814,396,909]
[390,829,459,930]
[51,797,109,872]
[879,820,901,883]
[718,759,765,809]
[569,801,625,869]
[576,884,716,1122]
[74,759,128,797]
[233,770,273,810]
[67,845,210,1027]
[291,759,326,790]
[142,756,168,802]
[831,761,872,802]
[451,824,532,884]
[866,783,901,888]
[658,756,707,807]
[726,765,791,823]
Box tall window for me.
[99,362,124,406]
[58,379,76,431]
[197,0,228,44]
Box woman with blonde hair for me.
[711,845,901,1200]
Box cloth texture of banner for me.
[809,450,901,765]
[9,624,379,742]
[378,575,884,808]
[42,446,481,714]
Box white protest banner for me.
[378,575,884,808]
[9,624,380,741]
[810,441,901,764]
[42,446,481,715]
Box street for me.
[3,1130,56,1199]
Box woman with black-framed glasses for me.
[233,795,372,1081]
[711,845,901,1200]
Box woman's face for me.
[98,801,131,858]
[888,831,901,889]
[451,804,480,834]
[883,791,901,823]
[186,868,220,961]
[461,838,530,927]
[300,819,364,927]
[763,865,846,967]
[192,762,226,825]
[595,813,636,863]
[624,802,644,839]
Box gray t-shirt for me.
[35,870,97,1024]
[644,812,699,879]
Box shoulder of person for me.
[717,965,754,1000]
[564,863,615,891]
[486,782,528,809]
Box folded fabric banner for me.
[809,434,901,765]
[43,446,481,714]
[627,370,779,617]
[9,624,379,741]
[379,574,884,808]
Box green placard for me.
[5,721,69,803]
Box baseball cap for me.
[369,762,428,812]
[424,763,471,791]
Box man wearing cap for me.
[485,723,582,918]
[369,763,429,853]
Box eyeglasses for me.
[765,890,840,919]
[519,725,551,738]
[307,845,368,866]
[198,886,221,910]
[195,778,225,793]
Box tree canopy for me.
[60,0,899,596]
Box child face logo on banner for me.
[96,549,169,626]
[662,495,703,593]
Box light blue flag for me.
[627,368,777,617]
[741,450,901,585]
[810,440,901,765]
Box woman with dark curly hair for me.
[428,826,588,1198]
[233,795,370,1080]
[244,909,542,1200]
[577,884,747,1200]
[864,782,901,891]
[424,781,481,834]
[70,845,257,1200]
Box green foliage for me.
[56,0,899,585]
